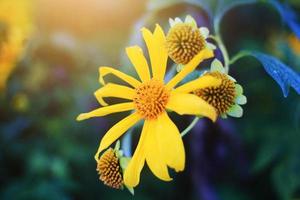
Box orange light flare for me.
[36,0,146,37]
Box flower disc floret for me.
[194,72,236,115]
[133,79,170,120]
[97,148,123,189]
[166,24,206,65]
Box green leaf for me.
[250,52,300,97]
[230,51,300,97]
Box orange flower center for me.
[133,79,170,120]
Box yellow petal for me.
[76,102,134,121]
[145,119,172,181]
[166,49,214,89]
[141,24,168,80]
[94,83,136,106]
[174,75,221,93]
[124,121,148,187]
[99,66,141,88]
[166,92,217,121]
[126,46,151,82]
[94,112,141,160]
[156,113,185,171]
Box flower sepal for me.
[114,141,135,195]
[119,156,134,195]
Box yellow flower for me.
[77,24,221,187]
[0,0,33,91]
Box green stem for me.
[229,50,250,65]
[180,117,200,137]
[211,35,230,74]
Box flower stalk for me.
[180,116,200,137]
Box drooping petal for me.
[199,27,209,39]
[99,66,141,88]
[235,84,243,96]
[126,46,151,82]
[145,119,172,181]
[184,15,197,28]
[174,17,183,24]
[169,18,176,27]
[76,102,134,121]
[141,24,168,81]
[227,104,243,118]
[166,49,214,89]
[206,42,217,50]
[124,121,148,187]
[95,112,141,159]
[94,83,136,106]
[173,75,221,93]
[211,59,225,72]
[166,92,217,121]
[235,94,247,105]
[227,74,237,82]
[156,113,185,172]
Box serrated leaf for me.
[250,52,300,97]
[269,0,300,39]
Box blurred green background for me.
[0,0,300,199]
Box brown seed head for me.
[166,23,206,64]
[194,72,236,115]
[97,148,123,189]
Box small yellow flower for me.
[194,59,247,118]
[166,15,216,65]
[0,0,33,91]
[77,24,221,187]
